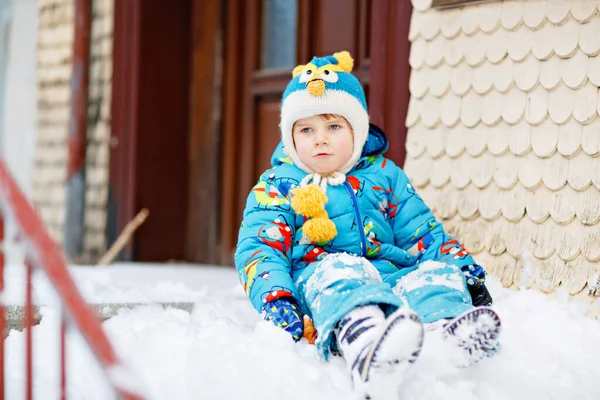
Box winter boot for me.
[335,305,424,399]
[442,306,502,368]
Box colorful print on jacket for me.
[235,124,483,314]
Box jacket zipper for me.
[343,181,367,257]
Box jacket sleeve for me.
[234,168,299,313]
[388,162,483,274]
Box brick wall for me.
[34,0,113,262]
[84,0,113,262]
[34,0,75,244]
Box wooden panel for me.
[220,0,238,265]
[358,0,371,62]
[186,0,222,263]
[369,0,412,167]
[110,0,191,262]
[310,0,371,83]
[252,69,291,96]
[220,0,253,264]
[312,0,360,56]
[297,0,312,63]
[256,99,283,174]
[109,0,142,261]
[235,0,261,264]
[136,0,191,261]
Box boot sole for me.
[355,309,424,398]
[442,306,502,367]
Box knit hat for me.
[280,51,369,244]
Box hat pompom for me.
[290,184,327,217]
[303,213,337,244]
[291,184,337,243]
[333,51,354,72]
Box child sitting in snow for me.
[235,51,501,398]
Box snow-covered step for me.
[4,301,196,333]
[2,263,237,335]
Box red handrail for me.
[25,260,33,400]
[0,159,145,399]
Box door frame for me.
[186,0,223,264]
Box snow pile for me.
[4,265,600,399]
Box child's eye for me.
[301,127,313,133]
[329,124,341,130]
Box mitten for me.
[262,298,304,341]
[462,265,493,306]
[461,264,486,286]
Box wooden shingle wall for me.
[406,0,600,295]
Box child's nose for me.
[314,135,329,146]
[314,131,329,146]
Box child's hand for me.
[262,298,304,341]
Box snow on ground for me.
[4,263,600,400]
[2,262,234,304]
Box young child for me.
[235,51,501,398]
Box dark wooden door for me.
[110,0,192,262]
[219,0,412,265]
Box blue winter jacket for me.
[235,125,482,314]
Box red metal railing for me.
[0,160,145,399]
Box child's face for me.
[292,114,354,175]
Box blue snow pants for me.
[294,253,474,359]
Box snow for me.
[2,263,234,305]
[393,260,466,293]
[305,253,383,312]
[4,263,600,399]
